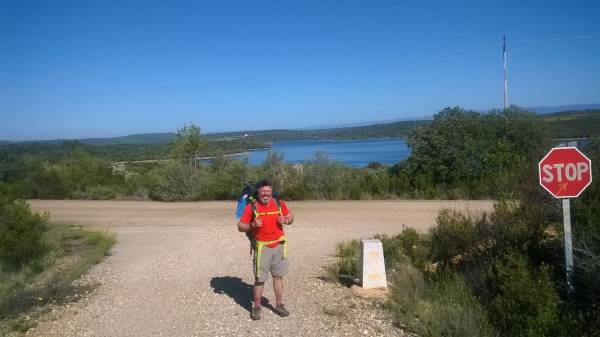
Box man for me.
[237,179,294,320]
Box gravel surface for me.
[26,200,493,337]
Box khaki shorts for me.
[253,243,289,283]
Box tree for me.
[59,149,115,193]
[170,124,207,167]
[406,106,550,198]
[260,151,286,192]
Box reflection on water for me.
[228,138,411,167]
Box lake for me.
[230,138,411,167]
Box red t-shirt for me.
[240,198,289,246]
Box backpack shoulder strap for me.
[274,197,283,216]
[250,197,258,220]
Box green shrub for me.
[396,228,430,269]
[485,251,560,337]
[406,106,550,199]
[70,185,121,200]
[573,231,600,334]
[486,201,553,261]
[430,209,478,266]
[0,199,49,271]
[373,234,406,270]
[85,230,117,261]
[387,260,424,327]
[389,264,497,337]
[207,156,249,200]
[570,140,600,335]
[331,239,360,283]
[0,183,18,201]
[148,161,210,201]
[374,228,430,270]
[0,225,116,334]
[302,151,346,199]
[573,139,600,238]
[32,167,68,199]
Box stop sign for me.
[538,147,593,198]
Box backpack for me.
[235,182,283,254]
[235,182,258,219]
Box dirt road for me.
[27,200,493,337]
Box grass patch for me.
[388,262,497,337]
[325,239,360,287]
[0,224,116,335]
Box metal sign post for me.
[562,198,574,293]
[563,141,576,294]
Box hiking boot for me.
[274,304,289,317]
[250,306,261,320]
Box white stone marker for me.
[358,239,387,289]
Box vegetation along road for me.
[26,200,493,337]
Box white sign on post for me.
[358,239,387,289]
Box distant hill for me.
[529,103,600,114]
[294,116,431,130]
[75,133,176,145]
[296,104,600,130]
[540,109,600,138]
[1,120,428,146]
[0,133,177,146]
[205,119,427,142]
[3,105,600,147]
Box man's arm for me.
[238,203,257,232]
[281,200,294,225]
[238,220,250,232]
[238,217,262,232]
[285,212,294,225]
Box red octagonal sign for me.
[539,147,593,198]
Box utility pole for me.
[503,34,509,109]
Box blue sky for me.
[1,0,599,141]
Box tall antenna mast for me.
[503,34,509,109]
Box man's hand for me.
[277,214,293,225]
[252,217,262,228]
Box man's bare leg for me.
[254,281,265,308]
[273,276,284,306]
[272,276,289,317]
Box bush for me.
[387,260,424,328]
[573,231,600,334]
[388,264,497,337]
[486,201,554,262]
[406,106,550,198]
[573,139,600,238]
[303,151,346,199]
[148,161,209,201]
[0,198,49,271]
[570,140,600,335]
[208,156,250,200]
[325,239,360,285]
[484,251,560,337]
[374,228,430,270]
[430,209,478,266]
[0,225,116,334]
[31,167,68,199]
[71,185,121,200]
[372,234,404,270]
[396,228,430,269]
